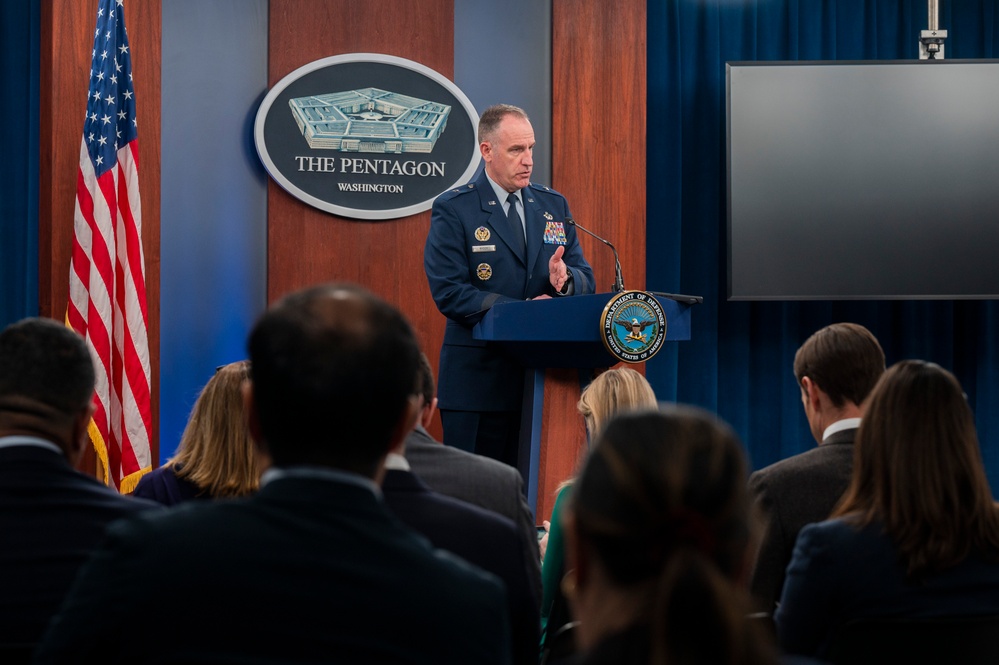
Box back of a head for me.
[172,360,262,497]
[577,367,658,437]
[247,284,420,475]
[0,318,95,425]
[572,408,774,665]
[836,360,999,576]
[793,322,885,407]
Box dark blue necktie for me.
[507,192,526,260]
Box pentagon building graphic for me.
[288,88,451,154]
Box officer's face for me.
[481,115,535,193]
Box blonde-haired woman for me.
[541,367,658,658]
[133,361,267,505]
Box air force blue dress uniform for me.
[424,170,594,456]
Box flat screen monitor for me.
[727,60,999,300]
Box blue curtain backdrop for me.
[646,0,999,489]
[0,1,41,326]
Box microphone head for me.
[565,218,576,225]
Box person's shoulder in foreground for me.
[0,317,160,649]
[33,284,511,665]
[383,462,537,665]
[406,426,526,516]
[35,475,510,664]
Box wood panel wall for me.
[267,0,452,443]
[537,0,648,520]
[39,0,162,472]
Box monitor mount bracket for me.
[919,1,946,59]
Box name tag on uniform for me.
[472,245,496,253]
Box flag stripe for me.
[68,0,151,491]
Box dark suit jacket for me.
[382,469,539,665]
[0,443,158,648]
[34,473,511,665]
[748,428,856,612]
[404,426,541,600]
[424,169,595,411]
[776,518,999,657]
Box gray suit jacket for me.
[404,426,542,601]
[748,428,856,612]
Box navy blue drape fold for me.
[0,1,41,326]
[647,0,999,489]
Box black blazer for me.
[0,444,157,648]
[34,473,511,665]
[748,428,857,612]
[404,426,542,600]
[383,468,540,665]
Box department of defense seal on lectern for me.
[600,291,667,364]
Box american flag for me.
[67,0,152,493]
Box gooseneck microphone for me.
[566,218,625,293]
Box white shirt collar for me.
[822,418,861,442]
[484,171,521,212]
[0,435,63,455]
[260,465,382,496]
[384,452,410,471]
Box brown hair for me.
[832,360,999,577]
[793,323,885,407]
[571,408,775,665]
[169,360,264,498]
[577,367,658,438]
[478,104,529,144]
[415,352,435,406]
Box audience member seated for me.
[33,284,510,665]
[749,323,885,612]
[560,409,777,665]
[541,368,658,653]
[0,318,158,657]
[383,405,540,665]
[405,352,541,599]
[776,360,999,658]
[133,360,266,505]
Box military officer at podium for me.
[424,104,595,467]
